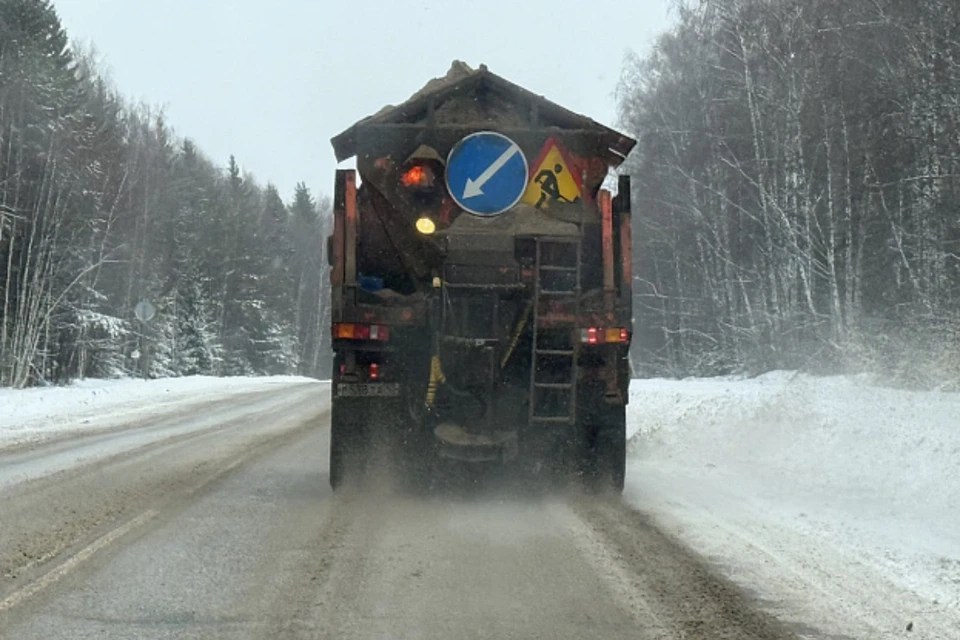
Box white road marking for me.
[0,509,159,612]
[0,409,318,613]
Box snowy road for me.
[626,373,960,639]
[0,374,956,638]
[0,377,796,639]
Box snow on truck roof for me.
[331,61,637,164]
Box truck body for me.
[327,63,636,491]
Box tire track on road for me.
[0,384,316,487]
[0,384,328,604]
[570,498,799,639]
[262,488,801,639]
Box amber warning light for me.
[332,323,390,341]
[580,327,629,344]
[415,217,436,235]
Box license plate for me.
[336,383,401,397]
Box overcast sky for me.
[54,0,673,201]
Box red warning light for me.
[401,164,435,188]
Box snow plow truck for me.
[327,62,636,492]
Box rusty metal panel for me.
[344,170,358,286]
[599,189,614,292]
[331,171,346,288]
[619,211,632,322]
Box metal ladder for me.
[528,237,582,426]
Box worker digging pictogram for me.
[522,137,584,209]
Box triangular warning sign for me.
[521,137,583,210]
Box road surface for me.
[0,382,798,639]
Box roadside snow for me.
[0,376,322,449]
[626,372,960,639]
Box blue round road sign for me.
[445,131,528,216]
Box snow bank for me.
[0,376,322,449]
[629,372,959,509]
[626,373,960,638]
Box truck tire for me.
[329,398,365,490]
[584,404,626,494]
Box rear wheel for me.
[329,398,366,490]
[582,403,626,494]
[330,396,425,491]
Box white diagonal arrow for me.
[462,143,521,199]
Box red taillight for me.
[619,327,629,342]
[587,327,599,345]
[368,363,379,380]
[332,323,390,341]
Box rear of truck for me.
[327,63,636,492]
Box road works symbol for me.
[445,131,529,216]
[522,137,583,210]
